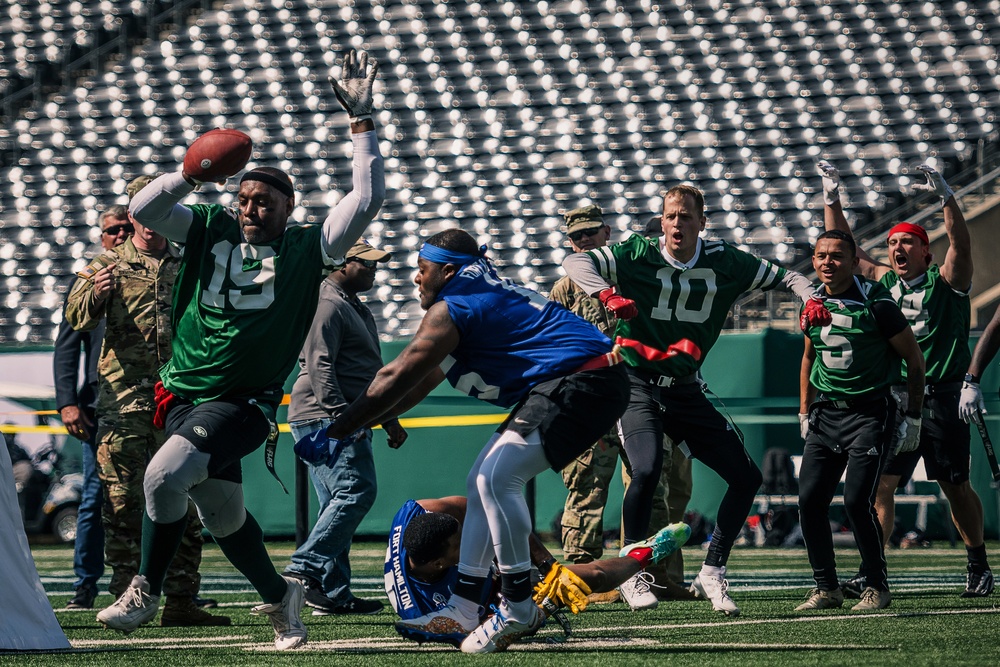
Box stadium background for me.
[2,0,1000,538]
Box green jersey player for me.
[563,184,826,616]
[820,160,992,599]
[96,50,385,648]
[796,230,924,613]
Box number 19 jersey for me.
[161,204,335,408]
[586,235,787,377]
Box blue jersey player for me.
[383,496,689,638]
[326,229,695,653]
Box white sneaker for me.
[251,575,307,650]
[394,602,480,647]
[690,567,740,617]
[618,571,659,611]
[96,575,159,633]
[460,599,545,654]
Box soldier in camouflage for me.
[65,177,229,627]
[552,205,694,605]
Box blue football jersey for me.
[437,259,613,408]
[384,500,495,620]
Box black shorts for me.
[501,365,630,471]
[882,389,971,485]
[806,396,896,455]
[165,399,271,483]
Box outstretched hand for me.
[816,160,841,207]
[331,49,379,121]
[911,163,955,201]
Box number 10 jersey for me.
[586,235,787,377]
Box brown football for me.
[183,128,253,182]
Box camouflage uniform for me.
[65,237,205,600]
[550,275,675,563]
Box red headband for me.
[887,222,928,246]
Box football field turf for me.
[14,541,1000,666]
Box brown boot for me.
[161,596,232,627]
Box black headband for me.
[240,170,294,198]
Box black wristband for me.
[965,373,980,385]
[538,556,557,576]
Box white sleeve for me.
[562,252,613,296]
[321,130,385,261]
[781,269,817,303]
[128,171,195,243]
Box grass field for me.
[10,540,1000,666]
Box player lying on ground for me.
[383,496,690,645]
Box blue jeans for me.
[286,418,377,604]
[74,429,105,589]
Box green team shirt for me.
[161,204,334,411]
[587,235,787,376]
[807,278,903,400]
[880,264,971,384]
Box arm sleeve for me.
[780,269,817,302]
[320,130,386,261]
[128,171,196,243]
[303,299,349,416]
[52,319,81,411]
[872,299,910,339]
[562,252,612,296]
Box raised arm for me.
[912,164,972,291]
[818,160,888,281]
[321,50,385,260]
[128,173,196,243]
[327,301,459,439]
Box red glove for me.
[598,287,638,320]
[152,381,179,430]
[800,296,832,332]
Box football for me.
[183,128,253,182]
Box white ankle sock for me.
[449,595,481,624]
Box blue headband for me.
[418,243,487,266]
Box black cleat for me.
[961,567,995,598]
[839,573,867,599]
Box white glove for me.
[911,163,955,201]
[330,49,379,121]
[817,160,841,207]
[894,415,922,455]
[798,413,809,440]
[959,381,986,424]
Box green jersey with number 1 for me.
[586,235,787,376]
[162,204,334,409]
[880,264,970,384]
[807,278,901,400]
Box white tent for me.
[0,441,70,650]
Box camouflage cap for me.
[563,204,606,234]
[346,239,391,262]
[126,174,158,201]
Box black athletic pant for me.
[618,374,762,568]
[798,397,895,591]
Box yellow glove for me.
[532,562,592,614]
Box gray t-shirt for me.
[288,276,382,422]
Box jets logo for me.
[194,426,208,438]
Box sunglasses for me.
[102,223,135,236]
[348,258,378,269]
[568,227,603,243]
